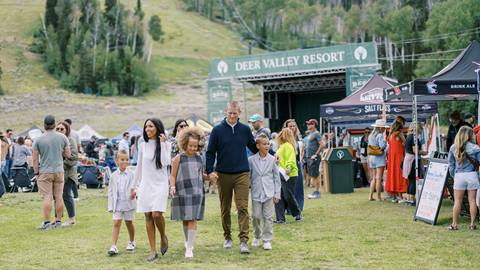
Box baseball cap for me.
[464,112,474,119]
[248,114,263,123]
[306,119,318,126]
[44,115,55,126]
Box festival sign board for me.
[346,66,377,95]
[207,79,232,103]
[210,42,378,79]
[414,159,449,225]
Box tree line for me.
[31,0,164,96]
[183,0,480,82]
[183,0,480,124]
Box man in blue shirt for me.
[206,101,257,254]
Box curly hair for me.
[178,126,205,153]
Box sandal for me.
[469,225,477,230]
[448,224,458,231]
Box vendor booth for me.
[319,75,438,193]
[321,74,437,128]
[384,40,480,225]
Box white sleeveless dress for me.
[134,140,171,213]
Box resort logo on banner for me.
[217,60,229,76]
[360,88,384,103]
[354,46,368,63]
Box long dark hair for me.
[143,118,166,169]
[172,119,188,138]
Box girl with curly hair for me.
[169,127,207,258]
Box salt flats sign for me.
[210,42,378,79]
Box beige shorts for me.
[113,210,135,221]
[37,173,64,199]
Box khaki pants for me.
[252,199,274,242]
[217,172,249,243]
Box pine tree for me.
[148,15,164,42]
[104,0,117,27]
[45,0,58,29]
[134,0,145,20]
[56,0,73,71]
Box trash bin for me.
[326,147,354,194]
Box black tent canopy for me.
[384,40,480,102]
[320,75,437,124]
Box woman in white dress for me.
[132,118,171,261]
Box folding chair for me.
[10,167,34,192]
[79,166,102,189]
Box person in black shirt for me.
[446,111,470,151]
[403,123,426,206]
[359,128,370,186]
[85,136,98,160]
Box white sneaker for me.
[252,238,262,247]
[263,241,272,250]
[239,242,250,254]
[185,247,194,258]
[223,239,233,249]
[126,241,136,251]
[37,222,52,230]
[108,246,119,256]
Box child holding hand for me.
[107,150,136,256]
[170,127,207,258]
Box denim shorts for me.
[453,171,480,190]
[369,155,386,169]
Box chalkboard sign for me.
[414,159,449,225]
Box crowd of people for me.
[5,103,480,262]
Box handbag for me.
[367,145,383,156]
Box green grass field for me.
[1,187,479,269]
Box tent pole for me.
[320,117,323,135]
[476,69,480,125]
[327,122,331,148]
[335,126,338,148]
[414,95,419,180]
[435,113,441,153]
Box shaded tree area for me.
[184,0,480,123]
[183,0,480,83]
[31,0,164,96]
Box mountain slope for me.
[0,0,261,136]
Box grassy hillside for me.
[0,0,261,136]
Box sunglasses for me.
[179,124,188,128]
[56,127,65,131]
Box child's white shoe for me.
[126,241,136,251]
[108,245,119,256]
[263,241,272,250]
[185,247,194,258]
[252,238,262,247]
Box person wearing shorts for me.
[305,119,324,199]
[33,115,71,230]
[107,150,136,256]
[448,126,480,230]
